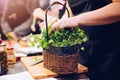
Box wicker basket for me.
[43,1,78,74]
[43,49,78,74]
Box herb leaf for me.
[31,25,88,50]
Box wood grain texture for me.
[21,56,88,79]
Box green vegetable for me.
[31,25,88,50]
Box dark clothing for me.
[68,0,120,80]
[68,0,111,15]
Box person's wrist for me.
[71,16,80,27]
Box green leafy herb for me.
[31,25,88,50]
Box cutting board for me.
[21,56,88,79]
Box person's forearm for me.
[74,2,120,26]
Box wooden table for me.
[6,57,89,80]
[4,41,89,80]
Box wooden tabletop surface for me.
[6,57,89,80]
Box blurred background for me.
[0,0,58,41]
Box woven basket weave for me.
[43,1,78,74]
[43,50,78,74]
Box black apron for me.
[68,0,120,80]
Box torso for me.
[68,0,120,80]
[68,0,120,65]
[68,0,120,49]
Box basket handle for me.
[45,1,70,41]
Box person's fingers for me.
[33,9,39,17]
[31,24,36,32]
[52,18,68,30]
[33,8,45,20]
[52,20,61,31]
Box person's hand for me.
[40,17,58,33]
[52,17,79,31]
[31,24,36,32]
[33,8,45,20]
